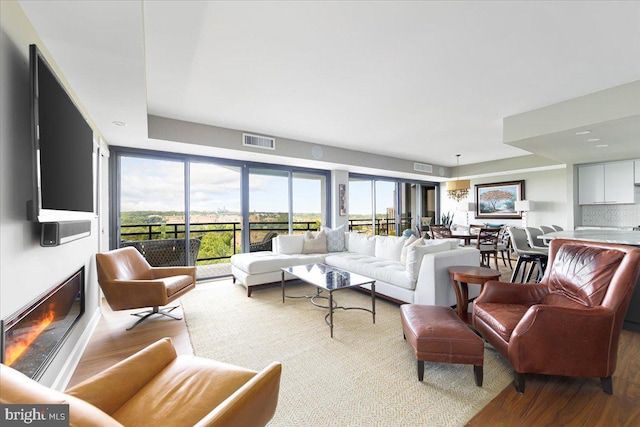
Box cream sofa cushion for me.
[324,253,415,290]
[346,232,376,256]
[401,236,424,264]
[302,230,327,254]
[374,235,406,261]
[273,235,304,254]
[405,241,451,281]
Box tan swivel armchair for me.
[0,338,282,427]
[96,247,196,330]
[473,239,640,394]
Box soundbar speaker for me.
[40,220,92,247]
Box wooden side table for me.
[449,266,501,323]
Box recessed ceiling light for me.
[596,144,609,148]
[112,121,127,127]
[575,130,591,135]
[587,138,601,142]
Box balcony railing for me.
[347,218,413,235]
[120,221,320,264]
[120,218,416,268]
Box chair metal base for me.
[126,305,181,330]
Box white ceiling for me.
[18,1,640,170]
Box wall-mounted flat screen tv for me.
[29,44,95,223]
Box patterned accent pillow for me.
[322,225,346,252]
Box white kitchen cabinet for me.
[635,160,640,185]
[578,161,635,204]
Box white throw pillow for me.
[346,232,376,256]
[274,235,305,254]
[375,235,406,261]
[321,225,346,252]
[405,241,451,281]
[302,230,327,254]
[401,236,425,265]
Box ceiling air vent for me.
[243,133,276,150]
[413,162,433,173]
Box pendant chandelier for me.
[446,154,470,202]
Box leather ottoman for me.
[400,304,484,386]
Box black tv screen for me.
[30,44,95,222]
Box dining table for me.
[449,232,476,246]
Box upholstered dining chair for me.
[538,226,556,246]
[539,225,555,234]
[507,227,548,283]
[551,225,564,231]
[524,227,550,251]
[473,238,640,394]
[96,247,196,330]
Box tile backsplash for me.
[581,187,640,227]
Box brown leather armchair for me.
[0,338,282,427]
[96,247,196,330]
[473,238,640,394]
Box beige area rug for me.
[181,279,512,426]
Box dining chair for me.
[497,226,513,268]
[551,225,564,231]
[468,224,483,246]
[508,227,548,283]
[525,227,550,251]
[429,225,452,239]
[476,227,500,269]
[538,226,555,246]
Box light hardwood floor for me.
[68,274,640,426]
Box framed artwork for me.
[474,180,524,219]
[339,184,346,216]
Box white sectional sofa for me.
[231,231,481,307]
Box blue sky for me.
[120,157,323,213]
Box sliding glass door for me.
[189,162,242,276]
[292,172,326,234]
[248,169,290,251]
[349,175,439,236]
[348,178,373,233]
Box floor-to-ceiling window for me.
[292,172,326,233]
[248,168,290,250]
[118,155,188,262]
[375,180,396,235]
[189,162,242,277]
[113,148,330,279]
[348,174,438,236]
[348,178,373,233]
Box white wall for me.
[1,1,101,388]
[440,167,568,230]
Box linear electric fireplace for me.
[1,267,85,380]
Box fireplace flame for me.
[5,305,56,366]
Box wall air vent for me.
[243,133,276,150]
[413,162,433,173]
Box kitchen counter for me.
[540,229,640,332]
[540,229,640,246]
